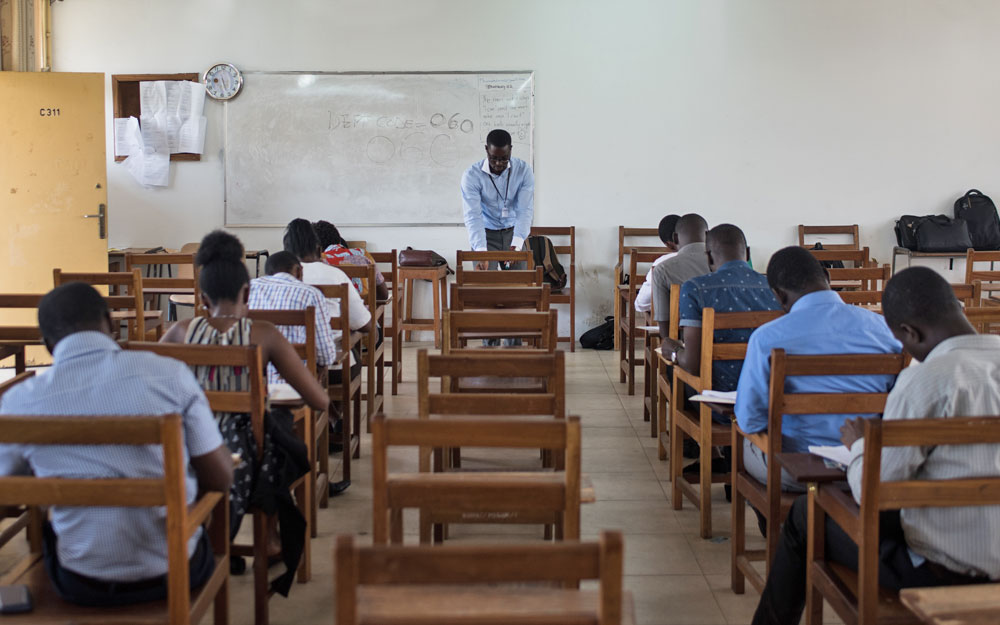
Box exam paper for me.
[808,445,853,468]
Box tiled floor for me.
[1,344,776,624]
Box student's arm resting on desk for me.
[258,321,330,412]
[461,170,488,252]
[176,365,233,494]
[676,281,704,375]
[511,165,535,250]
[734,330,771,433]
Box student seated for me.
[664,224,780,422]
[735,246,900,492]
[313,219,389,301]
[0,282,232,606]
[651,213,711,336]
[634,214,680,314]
[752,267,1000,625]
[162,231,328,583]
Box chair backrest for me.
[617,226,668,282]
[334,530,624,625]
[530,226,575,291]
[0,293,44,339]
[963,306,1000,335]
[826,264,891,291]
[449,284,550,312]
[0,370,35,399]
[247,307,318,374]
[53,269,146,339]
[798,224,860,250]
[124,252,202,311]
[124,342,266,455]
[965,249,1000,299]
[625,249,668,304]
[808,247,871,269]
[443,309,559,353]
[371,414,582,544]
[306,283,352,355]
[455,250,541,286]
[369,249,399,301]
[0,412,221,625]
[692,309,784,386]
[839,282,981,308]
[337,263,378,321]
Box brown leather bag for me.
[399,247,448,267]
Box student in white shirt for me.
[634,214,680,313]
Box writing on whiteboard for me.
[479,76,531,142]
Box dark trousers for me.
[42,522,214,607]
[753,495,986,625]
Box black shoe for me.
[752,505,768,538]
[682,438,700,459]
[230,555,247,575]
[329,479,351,497]
[682,459,733,501]
[329,419,344,453]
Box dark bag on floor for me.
[914,215,974,253]
[525,235,568,290]
[580,316,614,350]
[954,189,1000,250]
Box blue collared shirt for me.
[735,290,902,452]
[461,157,535,251]
[678,260,781,391]
[0,332,222,581]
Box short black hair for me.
[195,230,249,303]
[313,220,346,250]
[766,246,828,293]
[706,224,747,251]
[38,282,109,347]
[657,215,680,245]
[882,266,962,330]
[675,213,709,240]
[266,251,301,276]
[283,218,320,260]
[486,129,512,148]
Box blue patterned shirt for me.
[735,290,902,452]
[678,260,781,392]
[0,332,222,581]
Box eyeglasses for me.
[487,155,510,164]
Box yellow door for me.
[0,72,108,363]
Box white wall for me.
[51,0,1000,333]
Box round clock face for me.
[204,63,243,100]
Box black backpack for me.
[525,235,568,290]
[954,189,1000,250]
[580,316,614,350]
[810,242,844,269]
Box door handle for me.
[83,204,106,240]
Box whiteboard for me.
[223,71,533,227]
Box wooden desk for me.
[245,249,269,278]
[399,265,450,349]
[775,452,848,484]
[900,583,1000,625]
[892,246,967,273]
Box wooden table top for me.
[900,583,1000,625]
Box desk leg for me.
[431,277,441,349]
[404,278,414,342]
[15,348,26,375]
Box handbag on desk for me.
[895,214,974,253]
[399,247,448,267]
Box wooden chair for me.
[450,284,550,312]
[655,285,683,457]
[838,282,982,308]
[246,307,326,538]
[52,268,161,341]
[0,413,229,625]
[962,305,1000,334]
[798,224,860,250]
[124,251,201,322]
[827,264,891,291]
[0,294,44,373]
[443,309,559,352]
[805,416,1000,625]
[618,249,666,395]
[310,283,363,488]
[670,308,783,538]
[370,250,401,395]
[613,226,670,350]
[964,248,1000,301]
[338,264,387,431]
[372,415,582,545]
[731,349,905,595]
[808,247,871,269]
[530,226,576,351]
[334,530,633,625]
[124,342,307,625]
[455,250,542,286]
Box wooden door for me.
[0,72,108,363]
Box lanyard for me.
[488,166,512,215]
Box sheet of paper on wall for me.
[139,80,207,154]
[113,117,135,157]
[123,116,170,187]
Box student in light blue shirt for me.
[735,246,900,488]
[460,128,534,263]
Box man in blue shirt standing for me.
[734,246,900,491]
[461,128,534,270]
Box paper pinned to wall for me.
[113,118,134,157]
[121,115,170,187]
[139,80,207,155]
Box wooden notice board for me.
[111,73,201,163]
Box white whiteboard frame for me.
[223,70,534,228]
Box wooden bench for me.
[443,309,559,352]
[613,226,670,351]
[670,308,783,538]
[370,250,402,395]
[372,414,582,545]
[455,250,542,286]
[0,413,229,625]
[730,349,904,595]
[335,530,633,625]
[798,224,860,250]
[450,284,551,312]
[530,226,576,351]
[618,249,665,395]
[900,583,1000,625]
[339,263,387,432]
[805,416,1000,625]
[53,268,161,341]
